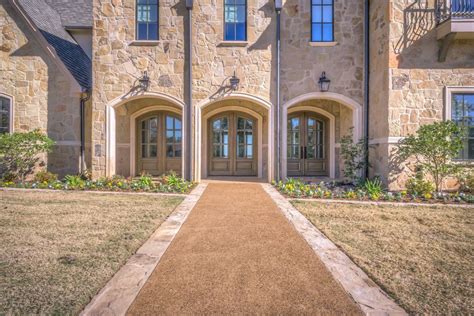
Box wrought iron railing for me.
[436,0,474,25]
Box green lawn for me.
[0,190,183,315]
[294,201,474,315]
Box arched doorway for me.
[287,112,328,177]
[136,111,182,176]
[208,111,257,176]
[195,93,273,182]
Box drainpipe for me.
[80,90,91,173]
[185,0,193,181]
[275,1,282,181]
[364,0,370,179]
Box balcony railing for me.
[436,0,474,25]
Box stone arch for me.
[106,92,185,177]
[195,92,274,182]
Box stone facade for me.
[368,0,474,190]
[0,0,87,176]
[2,0,474,186]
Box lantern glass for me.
[318,72,331,92]
[230,72,240,90]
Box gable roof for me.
[44,0,93,29]
[15,0,92,90]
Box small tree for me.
[0,130,55,182]
[396,121,464,192]
[340,127,368,182]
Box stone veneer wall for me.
[281,0,365,106]
[0,0,84,176]
[91,0,366,179]
[385,0,474,189]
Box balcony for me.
[435,0,474,61]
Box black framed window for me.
[311,0,334,42]
[452,93,474,160]
[0,96,11,134]
[224,0,247,41]
[136,0,158,40]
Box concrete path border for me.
[262,184,407,316]
[80,183,207,316]
[0,187,187,197]
[289,197,473,209]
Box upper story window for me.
[311,0,334,42]
[136,0,159,40]
[224,0,247,41]
[451,93,474,160]
[0,96,12,134]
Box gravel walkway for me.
[127,183,361,315]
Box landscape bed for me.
[0,190,184,315]
[293,200,474,314]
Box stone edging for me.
[289,197,474,209]
[0,187,187,197]
[80,183,208,316]
[262,184,407,316]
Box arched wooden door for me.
[137,112,182,176]
[287,112,327,176]
[208,112,257,176]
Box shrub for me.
[0,130,55,182]
[396,121,464,192]
[458,169,474,193]
[34,171,58,183]
[340,127,369,182]
[364,178,383,200]
[406,171,435,197]
[64,175,85,189]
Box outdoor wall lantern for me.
[318,71,331,92]
[230,71,240,91]
[139,71,150,91]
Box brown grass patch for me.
[293,201,474,314]
[0,190,183,315]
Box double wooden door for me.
[287,112,327,176]
[137,112,182,176]
[208,112,257,176]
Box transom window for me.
[311,0,334,42]
[165,115,182,158]
[224,0,247,41]
[0,96,11,134]
[451,93,474,160]
[136,0,158,40]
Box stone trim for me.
[262,184,407,315]
[0,187,188,197]
[80,183,207,316]
[309,41,338,47]
[369,137,404,145]
[129,40,160,46]
[218,41,248,47]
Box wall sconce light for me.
[139,71,150,91]
[230,71,240,91]
[318,71,331,92]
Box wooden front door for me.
[137,112,182,176]
[208,112,257,176]
[287,112,327,177]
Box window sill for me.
[129,40,160,46]
[218,41,248,47]
[309,41,338,47]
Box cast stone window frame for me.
[444,86,474,161]
[0,93,13,134]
